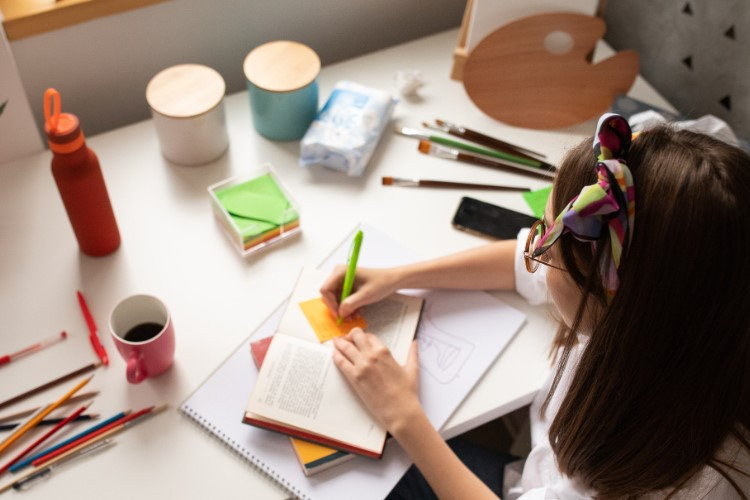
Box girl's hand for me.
[320,266,402,319]
[332,328,421,433]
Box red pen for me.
[76,291,109,366]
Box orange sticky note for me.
[298,297,367,343]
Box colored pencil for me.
[417,140,556,180]
[9,409,130,473]
[0,332,68,367]
[0,375,93,457]
[0,403,92,476]
[32,404,167,467]
[0,362,101,412]
[0,414,98,432]
[382,176,530,192]
[0,406,49,456]
[0,392,99,424]
[0,439,117,494]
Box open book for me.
[250,335,355,476]
[243,268,424,459]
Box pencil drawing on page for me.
[361,294,475,384]
[416,298,474,384]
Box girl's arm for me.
[392,407,499,500]
[321,239,517,318]
[332,330,499,500]
[396,239,517,290]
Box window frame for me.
[1,0,169,41]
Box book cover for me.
[244,267,424,459]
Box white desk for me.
[0,29,673,499]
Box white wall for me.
[0,12,43,162]
[10,0,464,136]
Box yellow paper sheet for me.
[298,297,367,343]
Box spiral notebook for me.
[179,223,526,500]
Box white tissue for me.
[393,70,424,97]
[629,111,739,146]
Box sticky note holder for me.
[208,164,301,256]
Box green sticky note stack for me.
[214,173,299,251]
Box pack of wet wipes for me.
[300,81,397,176]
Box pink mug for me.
[109,294,176,384]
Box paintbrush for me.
[395,125,547,169]
[429,119,550,164]
[382,176,530,192]
[417,140,555,180]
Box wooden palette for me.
[462,13,638,129]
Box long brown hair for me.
[545,127,750,498]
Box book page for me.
[246,333,385,454]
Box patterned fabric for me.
[532,113,635,295]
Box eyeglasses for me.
[523,219,566,273]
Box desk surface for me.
[0,29,673,499]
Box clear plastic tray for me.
[208,164,301,256]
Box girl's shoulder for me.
[645,427,750,499]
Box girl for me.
[320,115,750,498]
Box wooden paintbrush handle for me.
[420,180,528,191]
[459,129,538,160]
[461,153,555,180]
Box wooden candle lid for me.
[243,41,321,93]
[146,64,226,118]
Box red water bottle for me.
[44,88,120,256]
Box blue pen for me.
[9,410,130,473]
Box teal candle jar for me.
[243,41,321,141]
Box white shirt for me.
[507,229,750,499]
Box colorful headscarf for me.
[532,113,635,296]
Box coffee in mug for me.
[109,294,176,384]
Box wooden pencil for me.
[32,404,167,467]
[0,362,100,412]
[0,414,98,432]
[0,375,93,456]
[0,403,92,475]
[0,392,99,424]
[9,409,131,473]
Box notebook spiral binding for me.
[180,404,308,500]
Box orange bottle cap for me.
[44,88,85,154]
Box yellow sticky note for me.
[298,297,367,343]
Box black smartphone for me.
[452,196,537,239]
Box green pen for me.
[338,230,364,325]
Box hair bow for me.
[533,113,635,295]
